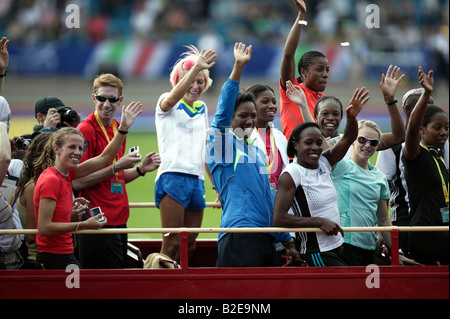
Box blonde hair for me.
[358,120,382,139]
[169,45,213,92]
[93,73,124,96]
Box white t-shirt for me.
[155,93,209,181]
[283,156,344,254]
[0,195,22,254]
[7,159,24,240]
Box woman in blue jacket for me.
[207,43,298,267]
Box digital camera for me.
[57,107,79,128]
[16,138,32,150]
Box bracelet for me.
[0,70,6,78]
[136,165,146,176]
[118,129,128,135]
[75,221,81,232]
[385,100,398,106]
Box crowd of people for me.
[1,0,448,50]
[1,0,448,270]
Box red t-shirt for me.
[279,78,324,140]
[77,112,128,225]
[34,167,76,254]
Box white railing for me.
[1,202,447,268]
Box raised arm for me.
[324,87,369,166]
[403,67,434,161]
[74,101,142,179]
[230,42,252,82]
[0,37,9,95]
[211,43,253,130]
[378,65,406,150]
[280,0,307,90]
[160,49,216,111]
[286,80,315,123]
[72,152,142,189]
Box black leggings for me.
[37,252,81,269]
[216,233,278,267]
[301,245,347,267]
[409,231,449,265]
[76,225,128,269]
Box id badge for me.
[440,205,449,224]
[111,179,124,194]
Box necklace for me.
[53,165,69,178]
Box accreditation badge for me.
[440,205,449,224]
[111,179,124,194]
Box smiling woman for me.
[230,92,256,139]
[154,45,217,264]
[32,102,141,269]
[331,119,416,266]
[206,43,298,267]
[246,84,289,192]
[273,86,367,267]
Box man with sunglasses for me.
[74,73,160,269]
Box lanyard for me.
[256,127,276,179]
[94,111,119,175]
[421,144,449,204]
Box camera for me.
[90,207,105,222]
[16,138,31,150]
[57,107,79,128]
[129,146,140,156]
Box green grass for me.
[125,132,379,240]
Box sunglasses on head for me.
[95,95,121,103]
[357,136,379,147]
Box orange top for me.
[279,78,323,140]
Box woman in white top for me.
[274,88,368,266]
[154,46,217,263]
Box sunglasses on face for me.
[95,95,121,103]
[357,136,379,147]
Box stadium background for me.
[1,0,448,238]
